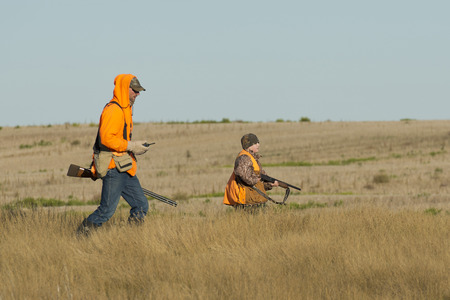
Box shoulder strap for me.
[251,185,289,205]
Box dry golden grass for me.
[0,207,448,299]
[0,120,449,299]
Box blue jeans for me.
[86,168,149,226]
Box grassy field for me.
[0,120,449,299]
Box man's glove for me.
[127,141,150,155]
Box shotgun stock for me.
[67,164,96,179]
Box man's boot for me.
[76,218,100,237]
[128,215,145,226]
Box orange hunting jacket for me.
[92,74,137,176]
[223,150,261,205]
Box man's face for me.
[248,142,260,153]
[129,88,140,107]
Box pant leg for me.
[86,168,127,226]
[121,175,149,222]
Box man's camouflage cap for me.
[130,77,146,92]
[241,133,259,149]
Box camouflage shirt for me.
[234,150,272,190]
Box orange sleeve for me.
[99,104,128,152]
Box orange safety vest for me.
[223,150,263,206]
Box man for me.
[77,74,151,235]
[223,133,279,209]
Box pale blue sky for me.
[1,0,449,126]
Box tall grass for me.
[0,206,448,299]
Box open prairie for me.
[0,120,449,299]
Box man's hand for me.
[127,141,150,155]
[271,180,279,187]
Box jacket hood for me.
[111,74,135,108]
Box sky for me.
[1,0,449,126]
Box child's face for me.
[248,142,260,153]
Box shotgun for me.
[67,164,177,207]
[260,174,302,191]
